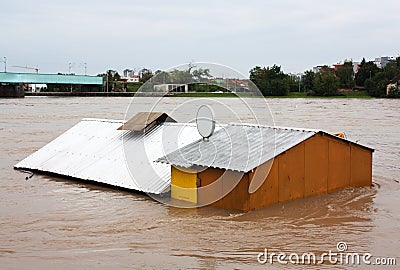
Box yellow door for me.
[171,166,197,203]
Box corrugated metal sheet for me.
[156,124,318,172]
[14,119,206,194]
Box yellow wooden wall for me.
[171,166,197,203]
[246,133,372,210]
[304,134,328,197]
[171,133,373,211]
[350,144,373,187]
[197,169,249,211]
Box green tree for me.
[313,72,340,96]
[151,71,171,85]
[249,65,289,96]
[362,59,400,97]
[169,69,193,83]
[355,60,379,86]
[383,62,400,80]
[387,85,399,98]
[286,76,299,92]
[139,68,153,83]
[106,70,120,81]
[301,70,315,91]
[364,78,376,94]
[335,61,354,89]
[105,70,121,91]
[365,72,388,97]
[354,58,366,86]
[396,56,400,68]
[192,68,211,82]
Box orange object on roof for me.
[334,132,346,139]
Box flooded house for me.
[157,123,374,211]
[15,111,373,211]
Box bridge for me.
[0,72,103,97]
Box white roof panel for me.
[14,119,205,194]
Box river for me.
[0,97,399,269]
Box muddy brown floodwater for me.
[0,97,399,269]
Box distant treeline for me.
[45,59,400,98]
[249,57,400,97]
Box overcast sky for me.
[0,0,399,77]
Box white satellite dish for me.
[196,105,215,140]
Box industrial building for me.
[0,72,103,97]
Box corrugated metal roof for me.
[156,124,318,172]
[117,112,176,131]
[14,119,205,194]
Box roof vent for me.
[117,112,176,131]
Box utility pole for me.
[0,56,6,72]
[84,63,87,75]
[298,73,302,92]
[68,63,72,74]
[235,78,238,92]
[106,73,109,92]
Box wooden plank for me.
[350,145,373,187]
[305,134,329,197]
[248,159,279,210]
[278,142,305,202]
[197,168,224,206]
[198,168,249,211]
[328,139,351,192]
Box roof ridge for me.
[228,122,320,133]
[82,118,125,124]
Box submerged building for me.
[15,112,374,211]
[157,124,374,211]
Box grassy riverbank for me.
[271,91,373,98]
[26,90,373,98]
[172,91,373,98]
